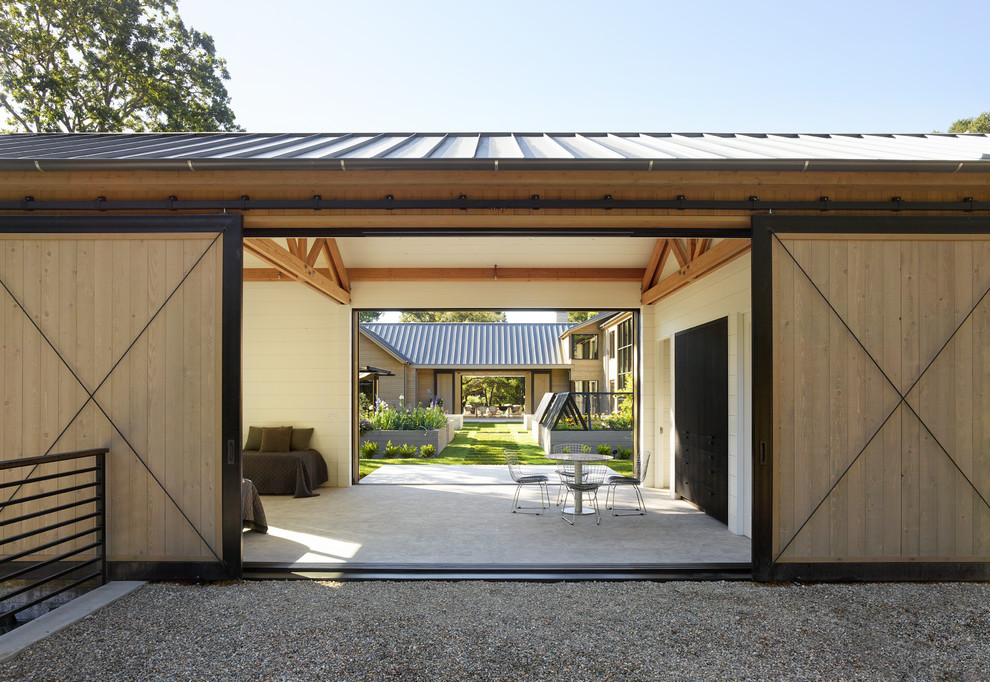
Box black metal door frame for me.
[752,214,990,582]
[0,214,243,580]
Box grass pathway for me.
[359,422,632,478]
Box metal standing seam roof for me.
[361,322,574,367]
[0,132,989,171]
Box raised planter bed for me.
[539,425,633,454]
[360,417,458,457]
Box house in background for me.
[359,320,574,413]
[358,312,637,414]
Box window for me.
[616,318,633,390]
[571,334,598,360]
[607,330,615,357]
[572,380,599,393]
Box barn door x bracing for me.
[0,216,242,580]
[753,216,990,581]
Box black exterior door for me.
[674,317,729,523]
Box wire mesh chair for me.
[549,443,584,505]
[604,450,651,516]
[504,450,550,514]
[560,464,608,525]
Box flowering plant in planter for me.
[368,396,447,431]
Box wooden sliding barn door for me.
[0,216,242,580]
[753,216,990,581]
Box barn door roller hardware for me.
[3,196,988,213]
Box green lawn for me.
[359,422,633,478]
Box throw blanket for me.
[241,478,268,533]
[242,449,329,498]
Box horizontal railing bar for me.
[0,511,101,548]
[0,481,98,508]
[0,556,101,606]
[0,542,101,583]
[0,497,101,529]
[0,449,107,471]
[0,565,102,620]
[0,466,100,491]
[0,526,100,565]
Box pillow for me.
[259,426,292,453]
[244,426,263,451]
[290,427,314,451]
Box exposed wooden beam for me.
[641,239,751,305]
[245,267,644,282]
[322,238,350,290]
[305,238,323,266]
[346,267,644,281]
[641,239,671,290]
[670,238,689,268]
[243,238,350,304]
[695,238,711,258]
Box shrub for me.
[383,440,401,458]
[398,443,418,457]
[359,417,374,435]
[360,441,379,458]
[420,444,436,458]
[581,444,592,453]
[616,447,633,460]
[597,444,612,456]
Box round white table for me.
[544,451,613,515]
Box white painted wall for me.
[242,282,352,487]
[647,255,752,537]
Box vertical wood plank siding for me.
[0,234,223,563]
[772,235,990,561]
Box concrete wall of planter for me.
[360,417,459,457]
[539,425,633,454]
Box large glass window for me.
[571,333,599,360]
[617,318,633,389]
[572,380,599,393]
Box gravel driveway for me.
[1,580,987,681]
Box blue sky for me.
[178,0,989,134]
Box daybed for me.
[242,426,329,498]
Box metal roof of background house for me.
[1,132,989,172]
[361,322,574,367]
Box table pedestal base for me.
[562,507,596,515]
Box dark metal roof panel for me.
[361,322,573,366]
[1,132,990,172]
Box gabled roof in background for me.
[361,322,574,367]
[559,311,622,337]
[1,132,989,172]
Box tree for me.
[461,376,524,407]
[947,113,990,133]
[0,0,239,132]
[399,311,506,323]
[567,311,600,323]
[358,311,383,323]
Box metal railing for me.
[0,448,108,630]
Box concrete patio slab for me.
[243,467,751,567]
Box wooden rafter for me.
[305,238,322,266]
[670,238,689,268]
[322,238,350,290]
[243,238,350,304]
[641,239,751,305]
[244,267,644,282]
[641,239,672,291]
